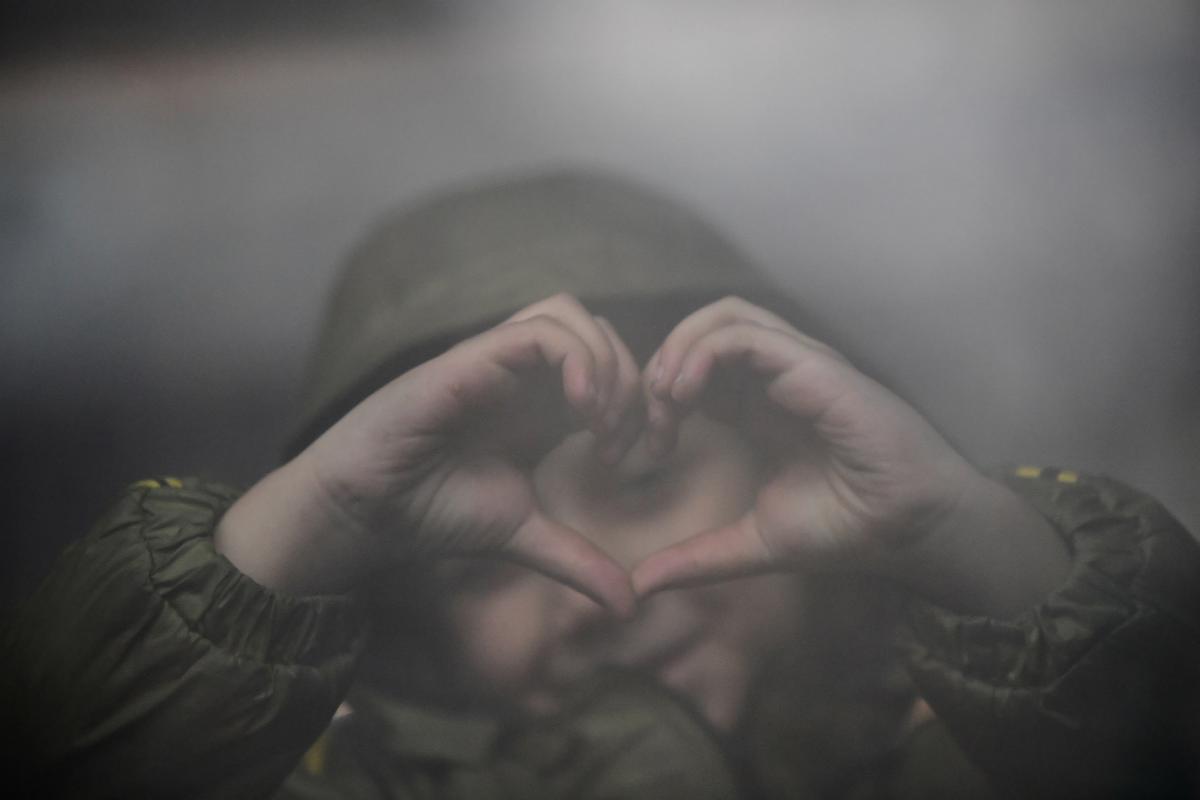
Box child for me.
[6,172,1199,799]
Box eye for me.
[440,558,526,594]
[609,466,677,513]
[619,468,665,494]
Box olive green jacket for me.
[4,469,1198,799]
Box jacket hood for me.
[291,170,783,452]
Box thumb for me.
[507,510,636,617]
[632,513,776,596]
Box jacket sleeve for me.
[2,478,367,799]
[898,467,1200,799]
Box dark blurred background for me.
[2,0,1198,604]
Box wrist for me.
[215,457,375,595]
[889,471,1071,619]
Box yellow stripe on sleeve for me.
[302,732,330,776]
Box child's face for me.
[440,413,803,731]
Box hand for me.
[631,297,984,595]
[218,294,641,613]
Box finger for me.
[645,319,802,458]
[507,510,636,617]
[631,513,775,596]
[650,296,844,400]
[649,296,794,399]
[595,316,640,430]
[595,316,644,463]
[643,296,803,457]
[507,294,618,427]
[669,322,849,420]
[465,316,600,423]
[641,350,680,459]
[603,401,645,467]
[643,387,680,460]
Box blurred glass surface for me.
[2,0,1198,602]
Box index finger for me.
[649,296,844,400]
[452,315,601,423]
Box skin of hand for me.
[215,294,643,614]
[218,290,1068,622]
[633,297,1070,619]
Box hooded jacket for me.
[5,468,1198,798]
[5,173,1199,798]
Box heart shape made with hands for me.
[523,294,969,614]
[304,293,967,620]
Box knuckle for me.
[549,291,583,309]
[508,296,548,321]
[707,296,764,331]
[518,313,562,335]
[720,320,760,343]
[512,292,582,321]
[717,294,751,312]
[510,316,579,356]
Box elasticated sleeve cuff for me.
[134,479,362,666]
[898,467,1200,799]
[4,478,367,799]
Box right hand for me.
[219,294,641,613]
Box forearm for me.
[892,469,1072,620]
[215,456,374,596]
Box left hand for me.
[631,297,985,595]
